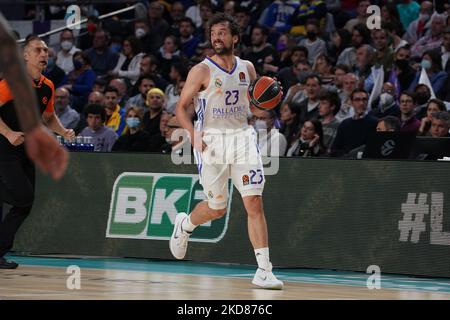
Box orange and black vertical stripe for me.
[0,75,54,132]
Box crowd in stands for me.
[9,0,450,158]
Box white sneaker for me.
[252,267,284,290]
[170,212,191,259]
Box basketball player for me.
[0,20,74,268]
[170,13,283,289]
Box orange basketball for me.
[247,76,282,110]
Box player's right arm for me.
[175,63,209,151]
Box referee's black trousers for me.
[0,156,35,258]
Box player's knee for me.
[244,195,263,218]
[208,206,227,220]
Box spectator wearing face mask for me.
[276,46,309,96]
[43,47,66,88]
[283,60,312,104]
[56,29,81,74]
[392,45,416,92]
[60,51,96,113]
[251,108,287,157]
[408,50,448,98]
[412,84,432,117]
[112,106,152,152]
[298,19,327,66]
[369,82,401,119]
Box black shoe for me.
[0,257,18,269]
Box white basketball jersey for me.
[195,56,250,132]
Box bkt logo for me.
[106,173,233,242]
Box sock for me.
[181,215,197,233]
[255,247,271,271]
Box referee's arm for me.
[0,13,40,133]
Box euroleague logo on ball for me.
[247,76,282,110]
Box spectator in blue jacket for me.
[408,50,448,98]
[60,51,96,113]
[179,17,201,58]
[259,0,299,44]
[83,29,119,76]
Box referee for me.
[0,34,74,269]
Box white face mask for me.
[379,92,394,107]
[135,28,146,39]
[253,119,268,131]
[61,40,73,51]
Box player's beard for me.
[213,42,233,55]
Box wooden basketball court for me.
[1,255,450,300]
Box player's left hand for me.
[62,128,75,141]
[273,77,284,98]
[25,125,69,180]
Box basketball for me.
[247,76,282,110]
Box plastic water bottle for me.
[70,137,78,151]
[84,136,95,151]
[76,136,84,151]
[56,135,63,146]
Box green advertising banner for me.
[106,172,232,242]
[13,153,450,278]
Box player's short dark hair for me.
[350,88,369,100]
[319,90,341,115]
[104,85,119,96]
[378,116,401,131]
[84,104,106,122]
[209,12,241,41]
